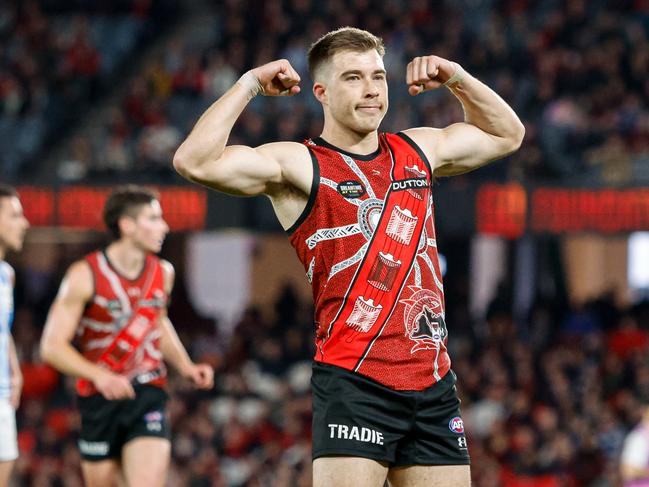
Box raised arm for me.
[158,260,213,389]
[40,261,135,400]
[173,59,308,196]
[402,56,525,176]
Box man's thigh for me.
[0,461,16,487]
[121,437,171,487]
[81,459,122,487]
[313,456,389,487]
[388,465,471,487]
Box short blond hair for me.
[307,27,385,80]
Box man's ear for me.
[313,82,327,104]
[118,215,135,237]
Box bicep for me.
[182,144,284,196]
[42,263,93,345]
[435,122,518,176]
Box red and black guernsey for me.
[288,133,450,391]
[76,250,168,397]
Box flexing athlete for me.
[0,185,29,487]
[174,28,524,487]
[40,185,213,487]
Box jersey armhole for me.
[82,256,96,311]
[286,147,320,236]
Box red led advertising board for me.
[17,186,206,231]
[531,188,649,233]
[476,185,649,236]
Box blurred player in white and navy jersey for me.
[0,184,29,487]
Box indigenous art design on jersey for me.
[289,133,449,391]
[76,251,168,396]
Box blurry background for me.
[2,0,649,485]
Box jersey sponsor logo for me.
[327,423,384,445]
[78,440,109,456]
[449,417,464,434]
[137,297,166,308]
[337,180,366,199]
[106,300,122,312]
[390,177,428,192]
[399,286,447,353]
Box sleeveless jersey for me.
[0,261,14,400]
[289,133,449,391]
[76,250,168,396]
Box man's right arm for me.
[39,261,135,400]
[173,59,302,196]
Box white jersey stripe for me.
[339,153,376,199]
[97,253,131,314]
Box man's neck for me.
[0,246,6,261]
[320,124,379,155]
[105,240,146,279]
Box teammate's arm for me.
[402,56,525,176]
[158,261,213,389]
[173,59,306,197]
[39,261,135,400]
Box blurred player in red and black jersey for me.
[40,185,213,487]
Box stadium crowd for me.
[50,0,649,186]
[0,0,178,178]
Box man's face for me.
[318,49,388,134]
[0,196,29,252]
[123,200,169,253]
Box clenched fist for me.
[406,55,459,96]
[248,59,301,97]
[93,369,135,400]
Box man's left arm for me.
[8,335,22,409]
[8,269,22,409]
[159,260,214,389]
[403,56,525,176]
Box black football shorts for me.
[311,362,470,466]
[77,384,170,461]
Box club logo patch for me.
[337,180,366,199]
[399,286,447,353]
[449,417,464,434]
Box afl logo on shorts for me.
[337,180,365,199]
[144,410,163,432]
[449,417,464,434]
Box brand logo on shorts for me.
[449,417,464,434]
[458,437,468,450]
[328,424,384,445]
[78,440,109,456]
[144,410,163,432]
